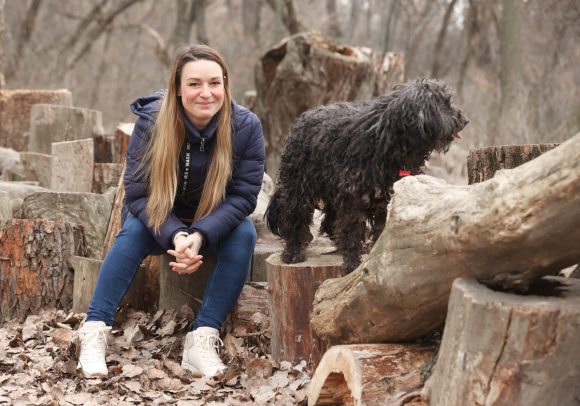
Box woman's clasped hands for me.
[168,231,204,274]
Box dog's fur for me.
[266,79,469,273]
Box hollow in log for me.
[0,219,86,324]
[267,252,343,370]
[423,277,580,406]
[308,344,435,406]
[311,133,580,344]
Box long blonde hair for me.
[145,44,233,233]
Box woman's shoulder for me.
[232,101,261,132]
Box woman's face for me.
[178,60,225,130]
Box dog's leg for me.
[369,200,389,247]
[333,208,367,274]
[279,199,314,265]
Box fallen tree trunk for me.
[311,132,580,344]
[308,344,434,406]
[422,277,580,406]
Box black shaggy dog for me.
[266,78,469,273]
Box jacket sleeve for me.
[124,117,188,249]
[188,113,265,248]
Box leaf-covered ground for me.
[0,307,310,405]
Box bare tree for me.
[497,0,524,143]
[242,0,262,47]
[265,0,306,35]
[430,0,459,78]
[0,0,5,88]
[325,0,341,39]
[61,0,146,76]
[382,0,399,51]
[347,0,360,42]
[4,0,41,81]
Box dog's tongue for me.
[453,132,463,140]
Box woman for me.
[77,44,265,378]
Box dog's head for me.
[392,78,469,153]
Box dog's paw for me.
[281,251,306,264]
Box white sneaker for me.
[181,327,226,377]
[77,321,111,378]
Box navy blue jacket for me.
[123,90,265,250]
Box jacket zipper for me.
[200,137,206,152]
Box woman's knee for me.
[225,217,257,249]
[117,214,155,246]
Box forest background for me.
[1,0,579,167]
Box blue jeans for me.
[87,214,256,329]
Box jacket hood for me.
[130,89,166,121]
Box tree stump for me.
[230,282,270,336]
[92,163,122,194]
[254,32,404,179]
[70,256,146,313]
[0,219,86,324]
[467,143,559,184]
[423,277,580,406]
[158,254,216,311]
[266,252,343,370]
[308,344,435,406]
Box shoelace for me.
[80,329,109,362]
[198,335,224,365]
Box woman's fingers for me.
[169,260,203,274]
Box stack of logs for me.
[265,140,580,405]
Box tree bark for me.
[423,277,580,406]
[231,282,270,336]
[254,32,404,179]
[0,219,87,325]
[311,133,580,344]
[267,252,343,370]
[308,344,434,406]
[467,143,559,184]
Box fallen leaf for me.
[122,364,143,378]
[246,358,273,379]
[51,328,74,349]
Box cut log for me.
[231,282,270,335]
[254,32,404,179]
[92,163,122,194]
[158,254,216,311]
[101,166,125,258]
[0,89,72,151]
[70,256,146,314]
[308,344,435,406]
[311,132,580,344]
[267,252,343,369]
[467,143,559,184]
[0,219,87,325]
[422,277,580,406]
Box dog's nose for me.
[463,116,470,126]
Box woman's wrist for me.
[173,231,189,245]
